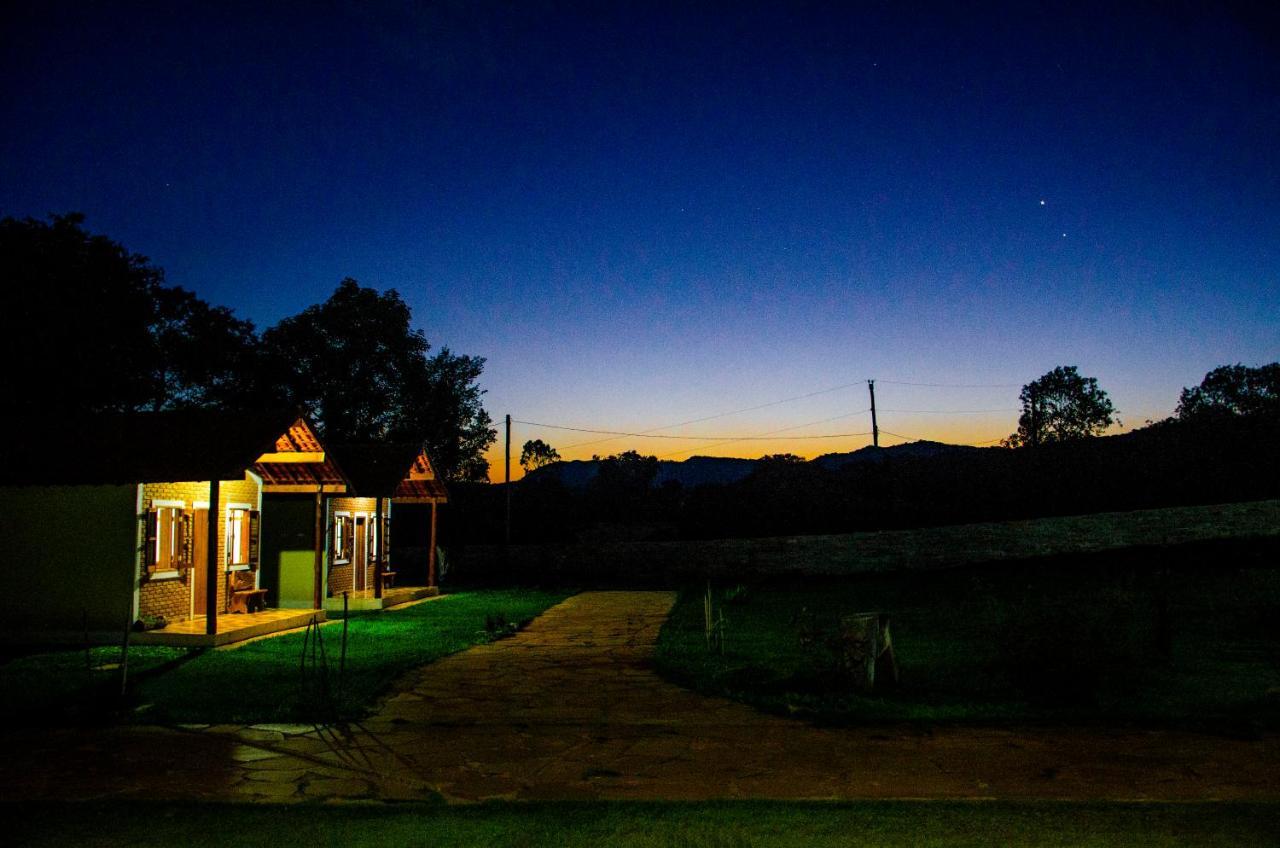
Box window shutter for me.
[143,508,159,573]
[180,511,193,570]
[248,509,261,570]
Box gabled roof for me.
[0,409,314,487]
[329,444,449,502]
[253,418,348,492]
[393,450,449,503]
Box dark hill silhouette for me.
[526,455,761,488]
[447,412,1280,548]
[811,439,983,470]
[526,440,983,488]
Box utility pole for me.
[868,379,879,448]
[504,414,512,545]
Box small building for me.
[0,410,344,646]
[261,443,448,612]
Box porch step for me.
[131,609,326,648]
[323,585,438,613]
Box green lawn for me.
[654,547,1280,728]
[9,801,1279,847]
[0,590,571,725]
[790,498,1280,573]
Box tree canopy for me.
[1005,366,1115,447]
[3,214,496,481]
[255,279,496,481]
[520,439,561,473]
[1175,363,1280,422]
[0,213,256,415]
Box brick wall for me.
[136,475,261,622]
[327,496,389,597]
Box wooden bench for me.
[226,570,269,614]
[379,570,397,590]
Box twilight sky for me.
[3,2,1277,478]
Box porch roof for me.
[252,418,347,493]
[329,443,449,502]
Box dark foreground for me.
[10,800,1280,848]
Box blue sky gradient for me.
[3,2,1277,474]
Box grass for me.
[491,499,1280,582]
[793,499,1280,573]
[0,589,571,725]
[654,547,1280,728]
[8,801,1279,847]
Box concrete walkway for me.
[2,591,1278,803]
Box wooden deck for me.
[323,585,439,613]
[131,608,325,648]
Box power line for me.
[654,409,875,459]
[552,375,1021,450]
[558,376,873,450]
[878,407,1019,414]
[514,418,874,441]
[876,379,1022,388]
[879,428,1009,446]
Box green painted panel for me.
[0,485,138,634]
[277,550,315,607]
[261,495,325,609]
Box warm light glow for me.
[254,451,326,463]
[487,419,1020,482]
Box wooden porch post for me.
[373,496,384,599]
[428,500,438,588]
[206,479,220,636]
[312,485,324,611]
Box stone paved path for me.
[2,591,1278,803]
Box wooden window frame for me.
[225,503,254,571]
[333,511,352,564]
[147,499,187,580]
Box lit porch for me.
[323,584,439,613]
[131,608,326,648]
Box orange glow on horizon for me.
[486,419,1021,483]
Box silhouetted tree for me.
[152,284,260,409]
[757,453,806,465]
[520,439,561,473]
[1005,366,1115,447]
[591,451,660,490]
[258,279,496,481]
[0,213,256,415]
[412,346,496,482]
[1175,362,1280,422]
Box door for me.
[191,508,209,615]
[354,516,367,591]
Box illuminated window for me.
[333,512,352,563]
[225,507,259,568]
[145,505,188,573]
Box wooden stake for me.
[313,485,324,611]
[373,497,384,600]
[206,478,220,636]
